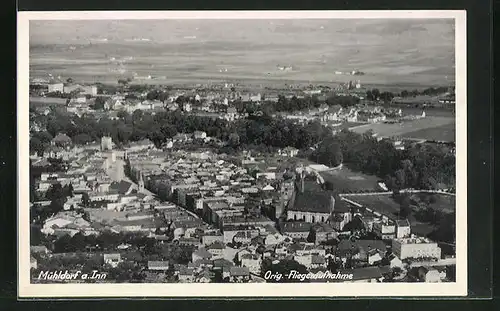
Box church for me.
[286,175,352,230]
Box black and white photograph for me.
[18,11,467,297]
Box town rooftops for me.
[337,239,387,253]
[212,258,234,268]
[395,235,436,244]
[109,180,134,195]
[193,248,213,259]
[179,266,195,276]
[311,254,326,264]
[289,190,333,214]
[281,222,312,233]
[147,261,170,270]
[206,241,225,250]
[229,266,250,276]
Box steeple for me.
[138,172,145,192]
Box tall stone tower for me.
[101,136,113,151]
[138,173,145,193]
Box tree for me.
[32,131,53,145]
[117,79,129,86]
[371,89,380,101]
[82,192,90,207]
[399,195,412,219]
[63,183,74,197]
[312,137,343,168]
[228,133,240,147]
[366,90,373,101]
[54,234,73,253]
[93,96,108,110]
[30,137,45,155]
[343,216,365,232]
[72,133,93,145]
[46,183,65,201]
[66,77,73,84]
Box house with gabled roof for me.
[192,247,213,263]
[147,260,170,271]
[223,266,250,283]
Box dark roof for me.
[290,191,333,214]
[311,255,326,264]
[212,258,234,268]
[337,240,387,253]
[396,219,411,227]
[281,222,312,233]
[110,180,133,195]
[332,198,351,214]
[206,241,225,250]
[338,266,383,281]
[229,266,250,276]
[193,248,213,259]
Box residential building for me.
[392,236,442,260]
[103,253,122,268]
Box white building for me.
[392,235,442,260]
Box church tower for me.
[138,173,145,192]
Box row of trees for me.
[364,86,452,102]
[30,108,332,154]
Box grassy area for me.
[410,192,456,213]
[345,194,400,216]
[401,122,455,142]
[319,167,380,192]
[350,116,455,140]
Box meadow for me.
[350,116,455,142]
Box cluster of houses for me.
[30,129,454,283]
[281,104,403,127]
[30,80,98,97]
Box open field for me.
[345,194,401,216]
[401,122,455,142]
[319,167,380,192]
[350,116,455,142]
[29,19,455,89]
